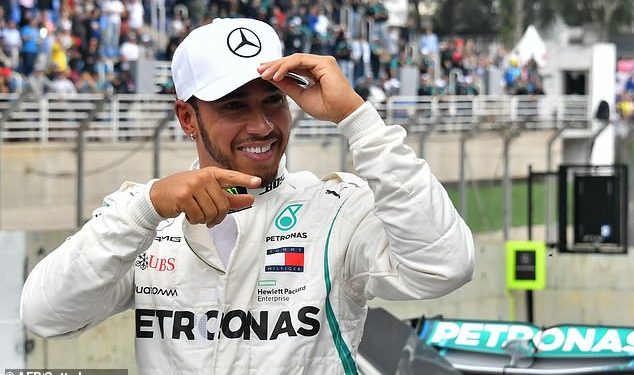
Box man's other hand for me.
[258,53,365,123]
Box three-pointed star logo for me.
[226,27,262,58]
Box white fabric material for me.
[209,212,237,267]
[20,103,474,374]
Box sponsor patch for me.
[265,232,308,242]
[265,247,304,272]
[275,204,302,231]
[135,285,178,297]
[135,253,176,272]
[258,279,277,287]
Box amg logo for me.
[136,306,320,341]
[155,236,182,242]
[266,232,308,242]
[135,285,178,297]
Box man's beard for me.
[196,113,282,186]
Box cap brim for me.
[193,70,261,102]
[193,71,312,102]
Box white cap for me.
[171,18,282,102]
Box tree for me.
[552,0,632,41]
[409,0,632,45]
[431,0,501,36]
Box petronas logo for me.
[275,204,303,231]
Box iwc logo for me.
[227,27,262,58]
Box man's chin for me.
[257,171,279,187]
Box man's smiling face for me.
[191,79,291,184]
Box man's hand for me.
[150,168,261,227]
[257,53,365,123]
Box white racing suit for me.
[21,102,474,374]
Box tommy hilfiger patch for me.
[265,247,304,272]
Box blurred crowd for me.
[0,0,544,102]
[616,62,634,124]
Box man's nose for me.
[246,111,274,135]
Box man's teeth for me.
[242,144,272,154]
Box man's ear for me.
[175,99,197,135]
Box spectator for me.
[351,34,370,81]
[2,19,22,69]
[26,65,50,95]
[366,0,389,44]
[366,75,387,105]
[283,17,306,54]
[164,25,187,60]
[84,8,102,43]
[20,14,39,75]
[70,3,88,49]
[0,68,11,93]
[382,70,400,97]
[81,37,100,73]
[333,25,353,80]
[0,35,12,68]
[75,70,97,93]
[625,73,634,94]
[169,8,187,37]
[48,68,76,95]
[503,56,521,94]
[418,73,435,96]
[18,0,35,27]
[126,0,144,35]
[49,34,68,72]
[38,9,55,36]
[369,35,386,80]
[67,44,83,80]
[111,69,134,93]
[101,0,124,58]
[419,25,439,57]
[119,32,139,63]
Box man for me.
[21,18,474,374]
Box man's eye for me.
[223,102,245,110]
[266,95,285,104]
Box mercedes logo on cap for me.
[227,27,262,58]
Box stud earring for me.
[189,133,196,141]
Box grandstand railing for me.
[0,93,590,142]
[293,94,590,136]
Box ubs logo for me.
[135,253,175,272]
[227,27,262,58]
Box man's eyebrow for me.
[216,85,282,102]
[216,91,248,102]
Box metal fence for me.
[0,93,590,142]
[0,93,595,235]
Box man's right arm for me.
[21,167,260,338]
[20,181,163,338]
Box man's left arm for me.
[338,102,474,300]
[259,53,474,300]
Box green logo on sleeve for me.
[275,204,303,231]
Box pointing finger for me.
[204,168,261,189]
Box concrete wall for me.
[22,230,137,373]
[18,230,634,372]
[2,131,561,230]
